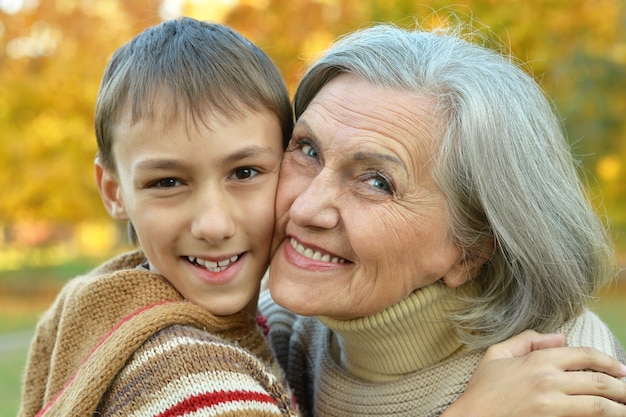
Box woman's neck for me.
[319,282,465,381]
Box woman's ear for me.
[95,159,128,220]
[442,241,493,288]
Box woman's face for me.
[269,74,472,319]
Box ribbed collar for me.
[319,282,465,381]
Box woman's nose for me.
[289,169,340,230]
[190,191,236,243]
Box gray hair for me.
[294,23,615,348]
[95,17,292,171]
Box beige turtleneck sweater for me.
[319,282,465,381]
[259,281,626,417]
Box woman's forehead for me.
[308,75,436,128]
[298,75,439,164]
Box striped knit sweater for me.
[18,250,298,417]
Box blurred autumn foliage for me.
[1,0,625,267]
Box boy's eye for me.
[152,178,181,188]
[230,167,259,180]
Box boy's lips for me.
[186,254,241,273]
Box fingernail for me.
[621,363,626,376]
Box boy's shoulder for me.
[50,249,181,321]
[58,249,148,290]
[560,308,626,365]
[87,249,148,276]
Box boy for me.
[18,17,297,416]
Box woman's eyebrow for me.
[353,151,407,173]
[295,119,316,137]
[297,119,406,172]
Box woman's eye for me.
[288,136,320,160]
[231,167,259,180]
[301,144,318,158]
[366,174,393,193]
[152,178,181,188]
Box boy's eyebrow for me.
[134,146,279,172]
[222,145,279,164]
[135,159,185,171]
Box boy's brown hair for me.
[94,17,293,243]
[95,17,292,171]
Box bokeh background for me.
[1,0,624,414]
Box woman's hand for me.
[443,330,626,417]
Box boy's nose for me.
[190,192,236,243]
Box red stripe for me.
[36,301,175,416]
[156,390,278,417]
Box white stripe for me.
[131,400,282,417]
[120,335,206,376]
[127,371,280,417]
[118,334,276,385]
[181,400,283,416]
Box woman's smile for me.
[289,237,347,264]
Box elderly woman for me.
[260,23,626,416]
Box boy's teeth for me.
[188,254,240,272]
[195,258,217,268]
[290,238,345,263]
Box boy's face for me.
[96,106,283,316]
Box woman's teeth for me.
[187,254,240,272]
[290,237,345,263]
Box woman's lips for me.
[289,237,346,264]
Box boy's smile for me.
[186,253,241,273]
[182,252,245,285]
[96,103,283,316]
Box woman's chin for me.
[268,283,319,317]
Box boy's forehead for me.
[109,104,283,169]
[110,99,280,150]
[115,92,262,135]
